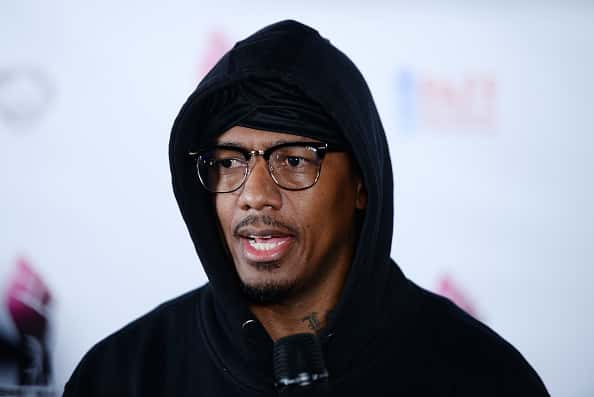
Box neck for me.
[249,292,335,341]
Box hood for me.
[169,20,404,390]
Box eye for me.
[214,158,244,169]
[271,146,318,170]
[286,156,304,167]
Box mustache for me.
[233,215,298,236]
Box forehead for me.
[216,125,319,148]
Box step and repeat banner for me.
[1,1,593,396]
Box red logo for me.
[435,274,480,319]
[5,257,51,339]
[199,30,232,79]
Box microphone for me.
[273,333,329,396]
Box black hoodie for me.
[64,20,549,397]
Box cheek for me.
[214,195,237,239]
[290,179,357,243]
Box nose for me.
[237,157,282,211]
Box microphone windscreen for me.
[273,333,328,396]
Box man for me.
[64,20,549,396]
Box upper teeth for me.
[248,239,280,251]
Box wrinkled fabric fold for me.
[198,79,346,148]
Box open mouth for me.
[239,234,295,263]
[247,235,289,250]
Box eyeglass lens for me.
[197,145,323,192]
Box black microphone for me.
[273,333,329,396]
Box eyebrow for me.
[216,139,306,148]
[216,141,242,148]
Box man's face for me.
[214,126,366,304]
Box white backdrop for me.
[1,1,593,395]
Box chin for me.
[240,278,297,304]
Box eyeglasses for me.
[189,141,343,193]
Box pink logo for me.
[199,30,232,79]
[397,68,497,134]
[421,75,496,129]
[435,274,480,319]
[5,258,51,339]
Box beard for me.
[240,278,297,304]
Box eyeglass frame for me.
[189,141,345,193]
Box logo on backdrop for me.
[396,67,497,135]
[0,257,52,385]
[198,30,233,80]
[3,257,52,340]
[0,66,54,132]
[435,274,480,319]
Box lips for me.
[238,233,295,263]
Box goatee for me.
[240,280,296,304]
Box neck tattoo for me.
[301,312,322,332]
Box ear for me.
[355,177,367,210]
